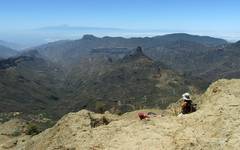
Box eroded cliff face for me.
[1,79,240,150]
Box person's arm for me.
[181,101,187,108]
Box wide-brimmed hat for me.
[182,93,191,101]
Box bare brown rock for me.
[2,79,240,150]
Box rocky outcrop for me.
[0,119,31,149]
[2,79,240,150]
[19,111,119,150]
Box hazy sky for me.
[0,0,240,45]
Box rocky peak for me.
[132,46,145,56]
[123,46,151,61]
[82,34,98,41]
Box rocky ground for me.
[0,79,240,150]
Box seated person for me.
[180,93,196,115]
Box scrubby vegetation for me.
[26,123,40,136]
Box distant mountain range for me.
[32,33,227,66]
[0,40,24,50]
[0,33,239,119]
[32,33,231,82]
[0,44,19,59]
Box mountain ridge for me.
[0,45,19,59]
[29,33,228,70]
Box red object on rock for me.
[138,112,150,120]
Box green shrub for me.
[26,123,40,136]
[12,128,21,137]
[95,101,106,113]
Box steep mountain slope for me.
[0,47,200,119]
[7,79,239,150]
[0,52,65,115]
[55,47,196,116]
[192,41,240,82]
[0,45,18,59]
[144,40,213,73]
[145,40,240,83]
